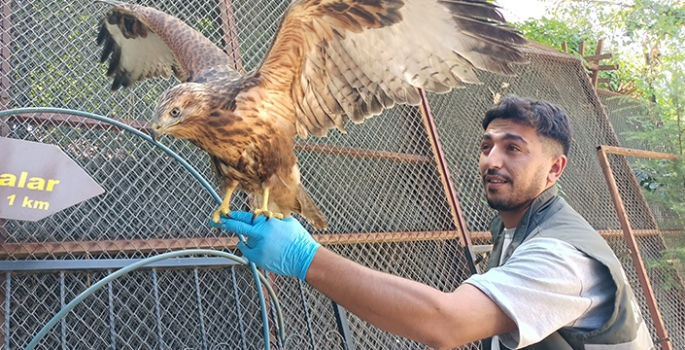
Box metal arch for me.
[0,108,281,350]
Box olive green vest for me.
[482,187,653,349]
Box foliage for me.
[647,245,685,291]
[511,17,594,55]
[510,16,623,90]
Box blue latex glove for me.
[210,211,321,281]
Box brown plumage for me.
[95,0,528,230]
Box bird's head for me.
[150,83,210,141]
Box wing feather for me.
[254,0,527,138]
[95,1,235,90]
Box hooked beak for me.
[150,123,159,142]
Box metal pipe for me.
[596,146,672,350]
[0,108,275,350]
[151,270,164,350]
[193,268,208,350]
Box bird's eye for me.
[170,107,180,118]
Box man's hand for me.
[210,211,321,281]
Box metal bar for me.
[60,272,66,350]
[596,147,672,350]
[331,301,356,350]
[230,268,247,350]
[3,228,672,261]
[0,0,12,109]
[263,272,279,349]
[0,5,5,206]
[468,229,675,242]
[151,270,164,350]
[2,273,8,350]
[416,88,478,274]
[0,231,461,259]
[297,280,317,350]
[0,238,242,259]
[3,113,432,164]
[107,276,117,350]
[316,231,459,245]
[218,0,243,74]
[193,268,208,350]
[4,113,150,131]
[601,145,678,161]
[0,257,241,273]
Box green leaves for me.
[512,17,593,55]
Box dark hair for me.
[482,95,572,156]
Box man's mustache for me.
[483,169,512,183]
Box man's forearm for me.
[306,247,452,347]
[211,212,515,347]
[305,247,508,349]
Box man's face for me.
[479,118,561,213]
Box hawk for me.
[95,0,527,230]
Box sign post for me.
[0,138,104,221]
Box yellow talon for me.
[212,206,231,224]
[213,181,238,223]
[253,208,284,220]
[252,187,284,221]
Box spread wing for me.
[95,0,235,91]
[255,0,528,138]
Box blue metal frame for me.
[0,108,276,350]
[0,258,240,273]
[332,301,356,350]
[1,107,361,350]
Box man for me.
[212,95,654,349]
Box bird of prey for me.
[95,0,527,230]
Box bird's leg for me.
[253,187,284,221]
[212,181,238,223]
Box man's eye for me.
[508,145,520,151]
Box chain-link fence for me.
[599,89,674,154]
[0,0,684,349]
[426,45,685,348]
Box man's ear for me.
[548,155,567,183]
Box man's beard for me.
[483,169,543,212]
[486,196,529,212]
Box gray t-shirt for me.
[465,236,617,349]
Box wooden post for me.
[596,146,672,349]
[590,39,604,87]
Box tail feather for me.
[296,184,328,230]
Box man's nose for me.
[482,147,504,169]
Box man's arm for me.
[212,212,516,350]
[306,248,516,349]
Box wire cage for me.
[0,0,683,349]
